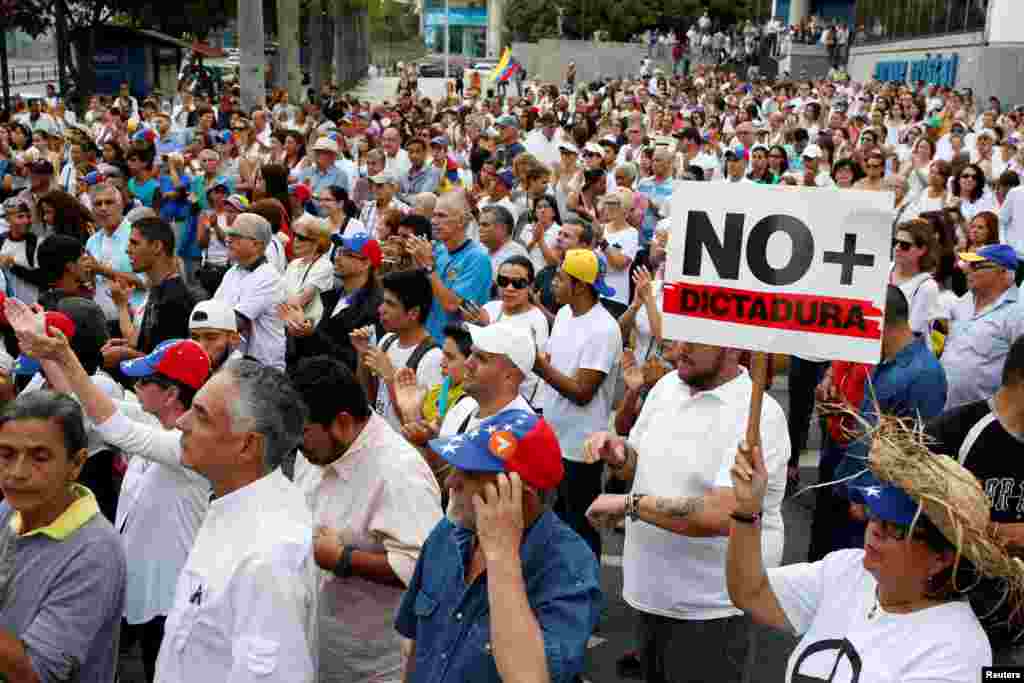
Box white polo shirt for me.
[154,469,317,683]
[293,412,441,682]
[623,368,790,621]
[214,261,286,370]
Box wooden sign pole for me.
[745,352,769,448]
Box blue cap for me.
[495,168,516,188]
[426,410,564,490]
[849,475,920,525]
[120,339,211,390]
[430,135,449,147]
[961,244,1018,271]
[329,232,382,266]
[495,114,519,129]
[12,356,41,377]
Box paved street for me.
[348,75,450,103]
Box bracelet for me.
[332,545,355,578]
[627,493,647,521]
[730,510,762,525]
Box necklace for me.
[867,588,927,619]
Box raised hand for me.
[393,367,426,424]
[622,349,646,393]
[631,265,654,304]
[730,442,768,515]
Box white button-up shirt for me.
[154,469,317,683]
[99,408,211,625]
[214,262,287,370]
[623,369,790,621]
[293,412,442,683]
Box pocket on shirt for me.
[413,591,439,619]
[240,635,280,676]
[969,331,1006,360]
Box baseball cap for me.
[849,475,918,526]
[225,194,250,212]
[120,339,211,390]
[82,170,107,186]
[225,213,272,244]
[430,135,449,147]
[495,114,520,129]
[13,312,76,376]
[802,144,823,159]
[2,197,30,214]
[368,170,397,185]
[562,248,615,297]
[189,300,238,332]
[751,143,770,154]
[288,183,312,204]
[494,168,516,188]
[959,244,1018,271]
[976,128,997,140]
[427,409,563,490]
[558,141,579,155]
[311,137,339,154]
[206,176,232,195]
[29,160,54,175]
[467,323,536,378]
[723,147,744,161]
[330,232,383,267]
[583,142,604,156]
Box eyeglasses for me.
[893,239,916,251]
[960,173,978,180]
[293,232,315,242]
[497,275,531,289]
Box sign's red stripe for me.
[663,282,883,340]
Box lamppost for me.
[444,0,450,79]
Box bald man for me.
[406,191,492,342]
[381,127,411,179]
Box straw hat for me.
[859,414,1024,641]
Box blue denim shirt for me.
[836,338,948,490]
[395,511,602,683]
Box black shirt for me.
[927,399,1024,523]
[136,276,200,354]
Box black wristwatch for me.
[333,545,355,578]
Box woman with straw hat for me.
[726,414,1024,682]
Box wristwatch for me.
[333,545,355,578]
[422,263,435,275]
[626,493,647,521]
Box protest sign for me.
[664,183,894,364]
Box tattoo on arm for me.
[654,496,704,519]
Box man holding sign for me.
[585,182,895,682]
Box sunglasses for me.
[893,239,916,251]
[960,173,978,180]
[497,275,531,290]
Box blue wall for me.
[773,0,854,25]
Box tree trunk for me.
[238,0,266,110]
[278,0,302,102]
[308,0,323,95]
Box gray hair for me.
[413,192,437,212]
[481,204,515,236]
[615,162,638,183]
[223,359,308,472]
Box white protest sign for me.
[663,183,895,364]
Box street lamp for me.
[444,0,450,80]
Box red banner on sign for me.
[663,282,883,340]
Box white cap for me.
[311,137,339,154]
[189,300,238,332]
[467,323,536,379]
[583,142,605,156]
[977,128,997,140]
[558,141,579,155]
[802,144,823,159]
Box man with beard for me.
[290,355,441,683]
[188,300,243,372]
[395,409,601,683]
[584,338,790,683]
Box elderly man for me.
[359,171,409,239]
[493,114,526,168]
[411,192,437,221]
[291,356,441,682]
[0,392,127,683]
[408,192,492,343]
[524,112,563,171]
[942,244,1024,409]
[15,160,55,234]
[295,136,350,195]
[83,182,146,330]
[395,409,602,683]
[585,335,790,683]
[214,213,287,370]
[479,205,528,279]
[381,127,411,179]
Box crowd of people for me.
[0,48,1022,683]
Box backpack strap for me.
[406,338,439,372]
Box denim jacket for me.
[395,511,602,683]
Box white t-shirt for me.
[264,234,289,275]
[373,333,444,433]
[205,213,230,266]
[0,238,38,304]
[623,369,789,620]
[282,253,335,327]
[214,262,286,370]
[523,223,561,274]
[537,303,622,462]
[481,302,550,404]
[602,226,640,306]
[632,281,664,362]
[892,271,939,340]
[437,394,536,438]
[768,549,990,683]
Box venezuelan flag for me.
[489,47,512,82]
[497,60,520,82]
